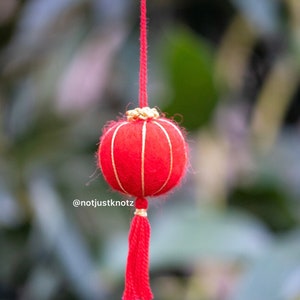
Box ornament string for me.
[123,2,153,298]
[139,0,148,108]
[98,1,188,299]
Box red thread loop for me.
[135,197,148,209]
[139,0,148,108]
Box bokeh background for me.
[1,0,300,299]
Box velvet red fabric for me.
[98,117,187,198]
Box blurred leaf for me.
[28,175,108,300]
[56,27,126,114]
[215,15,256,93]
[232,230,300,300]
[229,132,300,232]
[260,132,300,201]
[230,0,280,34]
[150,206,271,269]
[251,56,298,152]
[21,266,61,300]
[0,183,23,227]
[17,0,84,44]
[229,183,297,232]
[103,205,271,275]
[162,27,219,131]
[0,223,30,282]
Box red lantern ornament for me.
[97,0,188,299]
[99,108,187,198]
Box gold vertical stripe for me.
[152,121,173,195]
[159,119,187,161]
[141,121,147,196]
[111,122,129,194]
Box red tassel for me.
[122,198,153,300]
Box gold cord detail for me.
[134,209,148,217]
[126,107,159,121]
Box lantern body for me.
[98,117,187,197]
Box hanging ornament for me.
[97,0,188,299]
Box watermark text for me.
[73,199,134,208]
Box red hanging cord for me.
[139,0,148,108]
[122,1,153,299]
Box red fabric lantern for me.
[98,108,187,198]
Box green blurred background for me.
[0,0,300,299]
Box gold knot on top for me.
[126,107,159,121]
[134,208,148,217]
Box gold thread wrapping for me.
[126,107,159,121]
[134,209,148,217]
